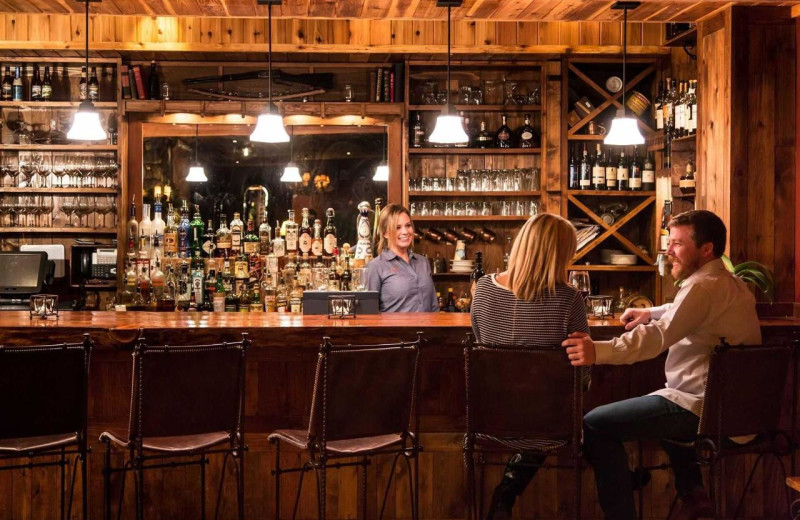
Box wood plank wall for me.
[0,14,667,54]
[698,6,797,303]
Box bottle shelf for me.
[408,104,542,112]
[70,282,117,289]
[671,134,697,144]
[0,145,118,151]
[0,101,118,109]
[0,227,117,233]
[409,148,541,155]
[568,265,657,272]
[567,135,607,141]
[0,187,118,194]
[413,215,530,221]
[409,191,541,197]
[568,190,656,197]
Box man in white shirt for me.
[562,210,761,520]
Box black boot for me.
[485,483,515,520]
[484,453,544,520]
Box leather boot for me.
[485,483,515,520]
[670,488,715,520]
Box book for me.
[120,65,132,99]
[132,65,147,100]
[376,68,383,102]
[393,62,404,102]
[127,67,138,100]
[389,70,395,102]
[383,68,390,102]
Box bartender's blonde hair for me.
[507,213,577,301]
[377,204,413,253]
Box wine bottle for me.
[298,207,312,254]
[592,144,606,190]
[148,60,160,100]
[679,156,696,194]
[568,151,579,190]
[12,66,23,102]
[41,66,52,101]
[629,148,642,191]
[323,208,337,256]
[642,153,656,191]
[579,145,591,190]
[78,66,87,101]
[605,153,618,190]
[495,115,513,148]
[518,114,538,148]
[30,65,42,102]
[1,66,12,101]
[617,152,629,191]
[412,113,425,148]
[88,66,100,101]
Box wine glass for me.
[61,197,77,227]
[569,270,591,311]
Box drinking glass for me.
[344,84,354,102]
[503,81,519,105]
[569,270,591,310]
[422,81,438,104]
[456,170,468,191]
[483,79,501,104]
[458,86,472,104]
[436,90,448,105]
[1,154,17,187]
[61,197,77,227]
[470,86,484,105]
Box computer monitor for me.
[0,251,49,296]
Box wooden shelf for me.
[0,227,117,233]
[0,145,117,151]
[0,101,118,109]
[71,283,117,289]
[0,187,118,194]
[409,148,541,155]
[671,134,697,144]
[409,191,541,197]
[568,265,657,272]
[568,190,656,197]
[124,100,404,117]
[413,215,530,221]
[568,135,607,141]
[408,105,542,112]
[665,27,697,47]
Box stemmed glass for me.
[76,196,92,228]
[61,197,77,227]
[18,155,34,188]
[52,154,67,188]
[503,80,519,105]
[569,270,591,312]
[39,196,54,227]
[95,196,112,229]
[0,196,13,227]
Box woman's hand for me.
[562,332,596,366]
[620,308,651,331]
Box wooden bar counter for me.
[0,311,798,520]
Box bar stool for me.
[268,333,422,520]
[463,335,583,520]
[100,334,249,520]
[0,334,93,520]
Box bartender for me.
[365,204,438,312]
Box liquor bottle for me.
[190,205,204,257]
[518,114,538,148]
[679,156,696,194]
[275,274,288,313]
[151,257,166,301]
[617,152,629,191]
[230,212,244,255]
[262,272,277,312]
[127,196,139,254]
[642,153,656,191]
[160,265,177,312]
[139,203,152,256]
[579,145,591,190]
[1,66,12,100]
[88,67,100,102]
[298,208,312,254]
[215,214,232,258]
[272,220,286,258]
[592,144,606,190]
[177,261,192,310]
[660,199,673,251]
[243,218,259,256]
[311,219,324,257]
[41,66,52,101]
[372,198,383,250]
[673,81,684,138]
[629,148,642,191]
[437,292,444,312]
[78,66,88,101]
[137,244,151,278]
[323,208,337,256]
[178,201,191,258]
[12,66,23,102]
[340,256,352,291]
[285,210,298,253]
[654,80,664,131]
[475,121,494,148]
[354,201,373,260]
[120,261,137,306]
[199,219,215,258]
[150,235,163,272]
[164,203,179,258]
[327,259,340,290]
[495,115,513,148]
[224,284,239,312]
[289,276,303,313]
[30,65,42,101]
[605,153,618,191]
[138,266,152,303]
[152,201,165,246]
[237,283,251,313]
[470,251,485,295]
[687,80,697,136]
[204,268,217,310]
[412,113,425,148]
[568,151,580,190]
[191,259,205,310]
[446,288,457,312]
[258,219,272,255]
[148,60,160,100]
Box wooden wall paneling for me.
[797,16,800,303]
[544,59,562,215]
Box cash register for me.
[0,251,53,310]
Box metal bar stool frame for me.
[0,334,93,520]
[269,333,423,520]
[100,333,250,520]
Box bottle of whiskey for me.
[78,66,88,101]
[579,145,591,190]
[605,153,618,190]
[258,219,272,255]
[518,114,538,148]
[230,212,244,255]
[568,151,579,190]
[679,156,696,194]
[475,120,494,148]
[340,256,352,291]
[311,219,323,257]
[285,210,298,253]
[275,274,288,313]
[412,113,425,148]
[215,213,232,258]
[617,152,629,191]
[298,208,312,254]
[243,218,259,255]
[41,66,52,101]
[12,67,23,102]
[592,144,606,190]
[495,115,513,148]
[642,153,656,191]
[1,66,12,101]
[628,148,643,191]
[88,67,100,101]
[30,65,42,102]
[127,195,139,254]
[323,208,337,256]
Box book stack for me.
[369,63,404,102]
[575,223,600,251]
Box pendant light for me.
[66,0,107,141]
[428,0,469,145]
[281,125,301,182]
[186,125,208,182]
[250,0,290,143]
[373,128,389,182]
[604,1,645,146]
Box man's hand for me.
[562,332,596,366]
[620,308,651,331]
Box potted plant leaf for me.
[721,255,775,303]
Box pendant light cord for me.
[446,4,452,115]
[268,2,273,114]
[622,7,627,116]
[194,125,199,163]
[84,0,90,91]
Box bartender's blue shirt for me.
[365,250,438,312]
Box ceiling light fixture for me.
[186,124,208,182]
[281,125,301,182]
[66,0,107,141]
[428,0,469,145]
[604,1,646,146]
[250,0,290,143]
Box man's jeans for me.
[583,395,701,520]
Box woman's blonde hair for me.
[506,213,577,301]
[377,204,413,253]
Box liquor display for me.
[567,146,654,192]
[409,111,540,149]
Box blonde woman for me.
[365,204,438,312]
[470,213,589,520]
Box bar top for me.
[0,311,798,331]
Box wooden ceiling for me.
[0,0,797,21]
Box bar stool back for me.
[463,336,583,520]
[100,334,249,520]
[269,333,422,520]
[0,334,93,520]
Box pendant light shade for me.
[605,1,645,147]
[67,0,107,141]
[251,0,289,143]
[429,0,468,145]
[280,162,302,183]
[186,125,208,182]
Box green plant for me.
[721,255,775,303]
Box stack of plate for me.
[450,259,475,273]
